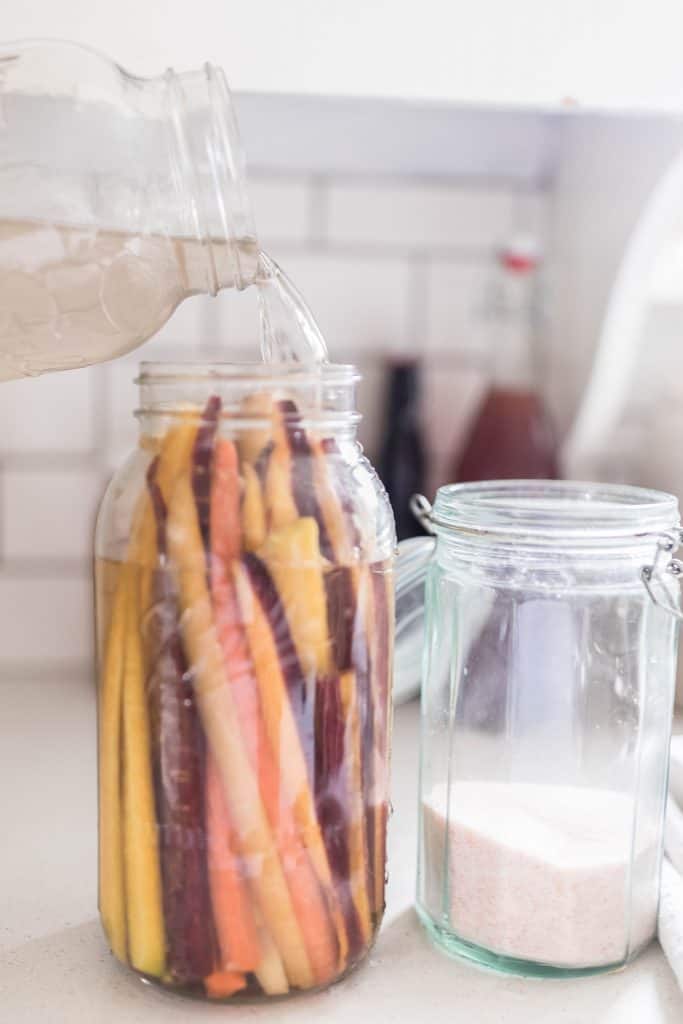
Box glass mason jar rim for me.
[430,479,680,548]
[135,360,362,428]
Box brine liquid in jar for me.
[95,368,394,1000]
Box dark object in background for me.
[378,360,427,539]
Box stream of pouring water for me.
[256,251,329,364]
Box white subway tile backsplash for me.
[105,358,141,467]
[355,360,389,461]
[3,469,100,561]
[426,260,490,354]
[148,294,213,351]
[0,576,92,662]
[277,252,413,359]
[201,287,260,357]
[421,362,488,495]
[327,181,515,250]
[0,366,96,454]
[250,176,312,245]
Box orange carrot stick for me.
[212,440,243,562]
[204,970,247,999]
[210,440,341,985]
[205,753,261,972]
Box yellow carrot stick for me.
[120,564,166,977]
[258,517,332,677]
[98,568,128,963]
[252,907,289,996]
[98,419,198,973]
[310,438,355,564]
[241,462,267,552]
[166,473,314,991]
[132,419,198,569]
[264,443,298,530]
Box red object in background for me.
[452,238,559,484]
[453,387,558,482]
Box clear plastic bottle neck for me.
[163,64,258,293]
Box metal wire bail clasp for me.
[641,530,683,621]
[410,494,437,535]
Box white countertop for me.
[1,679,682,1023]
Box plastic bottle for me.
[0,40,258,379]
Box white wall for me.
[545,114,683,436]
[5,0,683,111]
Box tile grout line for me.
[247,166,554,193]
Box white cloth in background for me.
[659,735,683,988]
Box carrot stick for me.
[205,753,261,972]
[167,472,314,990]
[206,441,263,977]
[314,674,365,960]
[98,569,128,963]
[241,462,267,552]
[275,400,334,561]
[132,419,199,569]
[210,442,340,985]
[252,907,289,995]
[233,558,349,972]
[310,438,356,564]
[204,970,247,999]
[312,434,392,919]
[264,442,299,531]
[258,517,332,679]
[211,439,242,562]
[339,670,372,947]
[120,563,166,977]
[99,422,198,968]
[145,463,215,984]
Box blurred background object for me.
[378,361,427,540]
[450,238,558,484]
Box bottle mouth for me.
[429,480,680,549]
[164,64,258,292]
[136,360,361,427]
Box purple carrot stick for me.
[144,463,216,984]
[192,395,222,550]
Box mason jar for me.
[95,361,395,1000]
[414,481,680,977]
